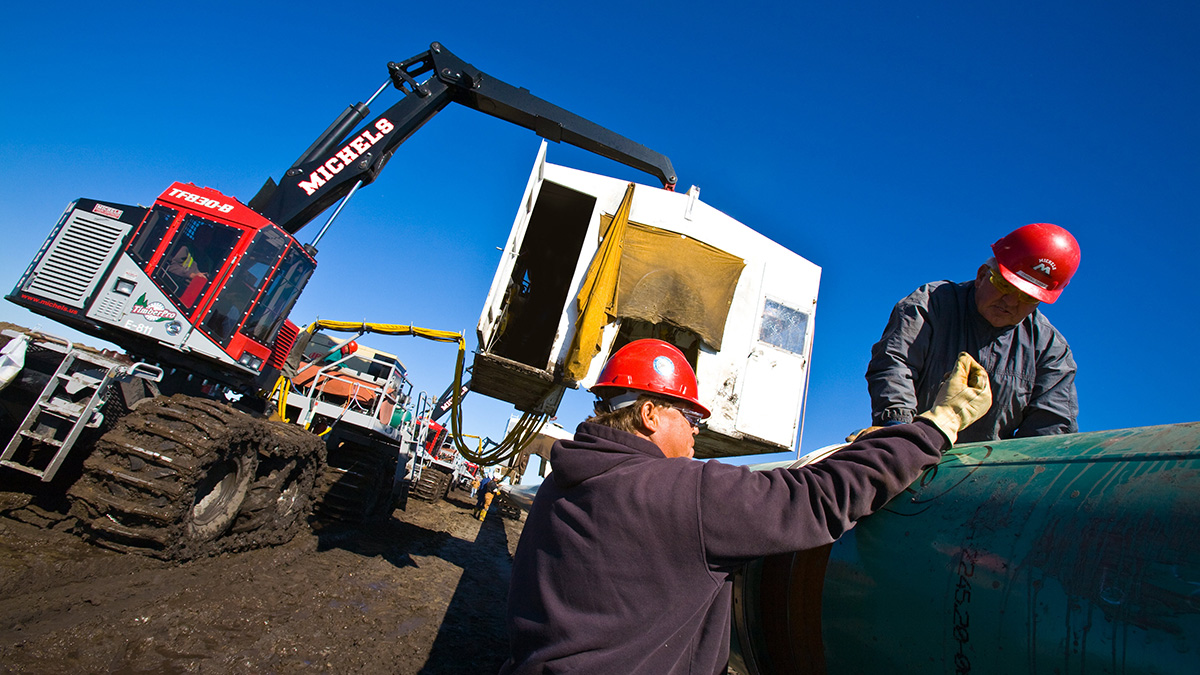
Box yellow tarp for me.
[564,184,745,381]
[615,223,744,350]
[564,183,634,380]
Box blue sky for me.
[2,2,1197,465]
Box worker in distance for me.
[860,222,1081,443]
[499,338,992,674]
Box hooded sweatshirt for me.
[500,418,948,675]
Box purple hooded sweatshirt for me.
[500,418,948,674]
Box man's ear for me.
[975,263,991,288]
[637,400,661,435]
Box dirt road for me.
[0,488,523,674]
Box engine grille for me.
[268,320,300,369]
[24,210,130,308]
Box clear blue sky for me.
[2,2,1196,466]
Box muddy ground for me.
[0,487,524,674]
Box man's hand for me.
[917,352,992,444]
[845,426,883,443]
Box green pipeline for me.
[730,422,1200,675]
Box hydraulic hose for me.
[283,319,548,467]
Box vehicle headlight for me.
[113,278,136,295]
[238,352,264,371]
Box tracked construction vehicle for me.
[277,323,441,522]
[408,422,454,502]
[0,42,679,560]
[408,380,490,504]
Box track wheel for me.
[313,439,398,524]
[67,395,260,560]
[413,467,451,503]
[188,453,256,541]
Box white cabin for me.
[474,143,820,458]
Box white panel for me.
[734,299,812,445]
[733,259,819,446]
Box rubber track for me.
[412,467,451,503]
[67,394,324,560]
[313,439,397,523]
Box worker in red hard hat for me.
[863,223,1080,443]
[586,338,711,459]
[502,339,993,675]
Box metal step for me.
[18,429,64,447]
[1,348,115,481]
[38,397,87,419]
[58,370,103,391]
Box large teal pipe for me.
[730,422,1200,674]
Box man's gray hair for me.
[588,393,677,434]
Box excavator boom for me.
[250,42,677,235]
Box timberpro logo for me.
[298,118,396,196]
[129,293,178,322]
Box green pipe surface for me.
[732,422,1200,675]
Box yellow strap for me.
[564,183,635,380]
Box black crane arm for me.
[251,42,677,235]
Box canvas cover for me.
[615,221,744,350]
[565,184,744,381]
[564,184,634,380]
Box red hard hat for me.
[590,339,711,418]
[991,223,1081,304]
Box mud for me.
[0,488,523,674]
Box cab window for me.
[128,206,178,266]
[243,244,315,344]
[200,226,288,347]
[151,215,242,312]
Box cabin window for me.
[758,298,808,355]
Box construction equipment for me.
[408,421,455,502]
[275,323,431,521]
[406,375,488,503]
[445,434,489,493]
[1,42,677,559]
[475,145,822,458]
[408,413,493,503]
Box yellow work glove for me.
[917,352,992,445]
[845,426,883,443]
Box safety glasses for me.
[988,268,1040,305]
[672,405,705,430]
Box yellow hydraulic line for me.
[271,375,292,423]
[284,319,551,467]
[307,319,462,344]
